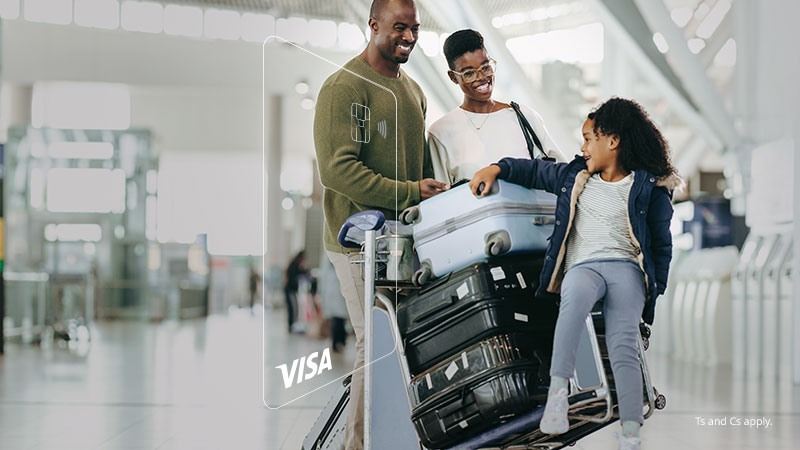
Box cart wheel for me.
[400,206,420,225]
[642,337,650,351]
[655,393,667,410]
[412,265,432,286]
[485,233,509,256]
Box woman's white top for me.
[428,104,564,184]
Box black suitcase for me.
[301,376,350,450]
[410,360,544,449]
[398,256,546,334]
[397,257,557,374]
[408,333,548,406]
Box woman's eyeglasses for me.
[450,59,497,84]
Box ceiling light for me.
[300,98,315,110]
[204,8,240,40]
[241,12,275,43]
[295,82,309,95]
[48,142,114,159]
[121,1,163,34]
[687,38,706,54]
[653,32,669,53]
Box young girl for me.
[470,98,681,450]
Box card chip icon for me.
[351,103,370,143]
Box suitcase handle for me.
[532,216,556,225]
[337,210,386,248]
[413,295,457,323]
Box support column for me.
[795,99,800,385]
[634,0,739,149]
[266,95,285,271]
[600,30,633,98]
[0,83,32,353]
[789,7,800,387]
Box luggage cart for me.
[306,210,666,450]
[337,210,420,450]
[303,210,420,450]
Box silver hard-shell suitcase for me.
[401,180,556,284]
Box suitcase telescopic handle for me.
[337,210,386,249]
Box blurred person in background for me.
[283,251,308,333]
[318,257,349,352]
[248,264,261,314]
[429,29,564,185]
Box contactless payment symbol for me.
[351,103,370,143]
[377,119,388,139]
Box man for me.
[313,0,447,448]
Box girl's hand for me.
[469,165,501,196]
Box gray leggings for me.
[551,259,646,424]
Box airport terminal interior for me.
[0,0,799,449]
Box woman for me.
[428,29,565,184]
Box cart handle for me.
[337,210,386,248]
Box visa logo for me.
[275,347,333,389]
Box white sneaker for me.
[539,388,569,434]
[617,433,641,450]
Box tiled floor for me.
[0,306,798,450]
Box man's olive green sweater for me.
[314,57,433,253]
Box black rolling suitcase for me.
[397,257,557,374]
[407,333,550,449]
[301,375,350,450]
[410,357,544,449]
[408,333,547,406]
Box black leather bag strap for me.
[510,101,552,161]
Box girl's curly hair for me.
[588,97,676,178]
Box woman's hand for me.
[469,165,501,196]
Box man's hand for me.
[419,179,449,200]
[469,165,501,196]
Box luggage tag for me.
[456,282,470,299]
[490,266,506,281]
[445,361,459,380]
[516,272,527,289]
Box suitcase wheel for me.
[642,337,650,351]
[400,206,420,225]
[654,388,667,410]
[485,232,510,256]
[412,264,432,286]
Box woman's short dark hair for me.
[443,29,485,70]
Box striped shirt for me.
[565,172,638,271]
